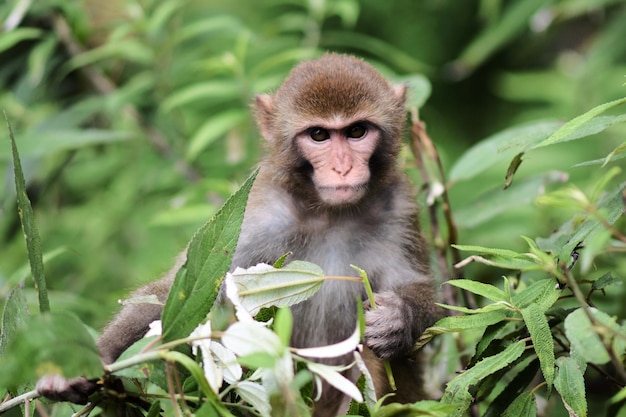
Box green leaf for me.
[397,74,431,109]
[455,172,567,228]
[162,81,241,112]
[429,310,508,333]
[554,356,587,417]
[274,307,293,348]
[5,112,49,313]
[502,391,537,417]
[448,120,561,182]
[453,243,542,271]
[0,129,134,161]
[445,279,508,303]
[442,340,526,417]
[592,273,622,291]
[533,97,626,149]
[186,110,248,161]
[161,170,258,342]
[0,312,101,388]
[0,287,30,356]
[64,39,154,72]
[521,303,555,388]
[452,0,545,74]
[564,307,626,365]
[536,183,625,260]
[512,278,561,311]
[0,28,42,53]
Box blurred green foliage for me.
[0,0,625,415]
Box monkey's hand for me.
[36,374,98,404]
[364,291,415,360]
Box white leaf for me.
[354,351,377,408]
[293,324,360,358]
[222,321,284,357]
[144,320,162,337]
[210,341,242,383]
[235,381,271,417]
[307,362,363,403]
[225,272,255,322]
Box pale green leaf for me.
[554,356,587,417]
[521,303,555,388]
[564,307,626,365]
[449,120,561,182]
[397,74,431,109]
[230,261,324,316]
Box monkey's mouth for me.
[317,183,368,205]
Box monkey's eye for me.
[309,128,330,142]
[346,124,367,139]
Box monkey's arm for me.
[364,281,440,360]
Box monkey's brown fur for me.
[38,54,440,416]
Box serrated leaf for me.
[592,273,622,290]
[512,278,560,311]
[521,303,554,388]
[502,391,537,417]
[445,279,508,302]
[161,170,257,342]
[442,340,526,416]
[554,356,587,417]
[229,261,324,316]
[0,312,101,388]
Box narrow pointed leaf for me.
[445,279,508,302]
[5,113,49,313]
[521,303,554,388]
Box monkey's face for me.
[295,118,378,205]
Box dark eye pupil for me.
[310,128,329,141]
[347,124,366,138]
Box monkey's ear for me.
[393,84,407,104]
[255,94,275,142]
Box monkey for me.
[37,53,440,416]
